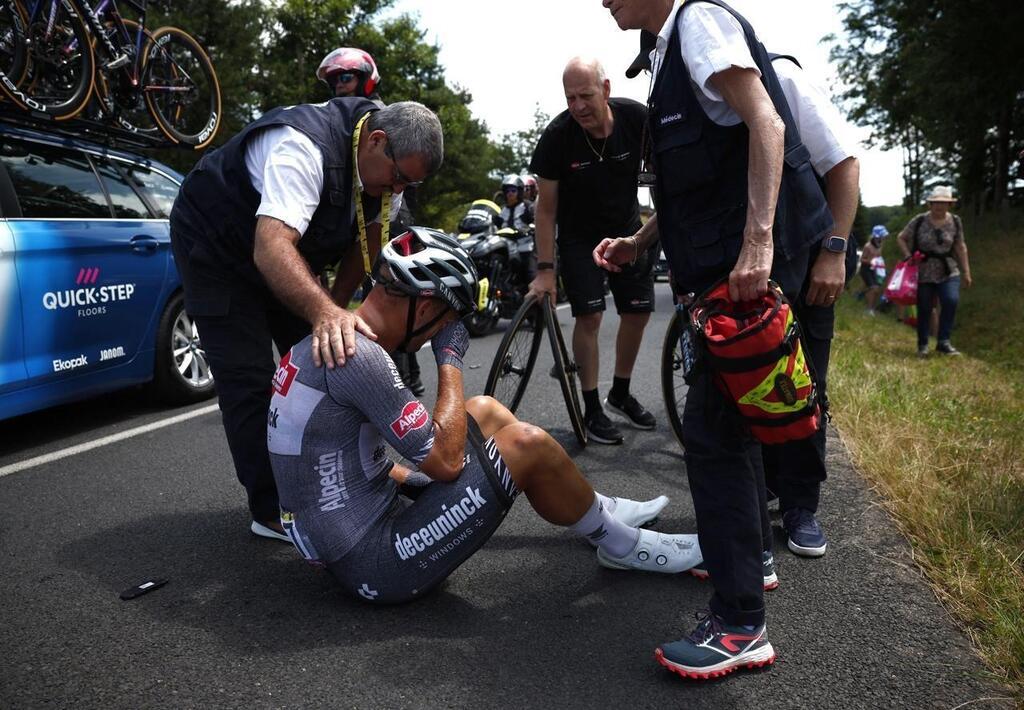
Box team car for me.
[0,122,214,421]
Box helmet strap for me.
[397,296,449,353]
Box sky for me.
[389,0,905,207]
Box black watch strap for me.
[536,262,555,270]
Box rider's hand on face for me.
[431,320,470,371]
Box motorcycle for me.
[455,201,535,336]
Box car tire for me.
[152,291,215,404]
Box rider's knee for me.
[500,421,547,453]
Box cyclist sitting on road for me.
[267,227,701,603]
[317,47,382,101]
[497,175,533,233]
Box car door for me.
[0,219,28,398]
[0,137,165,385]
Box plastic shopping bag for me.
[884,258,918,306]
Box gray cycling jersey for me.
[268,333,436,564]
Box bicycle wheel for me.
[484,294,543,414]
[0,0,94,119]
[0,0,28,91]
[143,26,221,149]
[661,307,687,452]
[90,19,160,136]
[543,294,587,447]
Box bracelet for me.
[628,236,640,267]
[536,261,555,270]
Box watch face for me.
[826,236,846,253]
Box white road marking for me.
[0,403,221,479]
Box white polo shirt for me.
[650,3,855,175]
[244,124,403,236]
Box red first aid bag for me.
[884,258,918,306]
[689,280,820,445]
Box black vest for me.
[170,97,381,285]
[649,0,833,295]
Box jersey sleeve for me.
[773,60,856,176]
[324,341,436,465]
[677,4,759,104]
[529,119,564,180]
[250,126,325,235]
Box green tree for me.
[148,0,511,230]
[493,104,551,177]
[831,0,1024,213]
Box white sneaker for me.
[609,495,669,528]
[597,528,702,573]
[251,520,290,543]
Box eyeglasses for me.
[334,72,357,84]
[383,141,424,188]
[503,186,519,193]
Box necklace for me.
[583,129,607,162]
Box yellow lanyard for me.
[352,113,391,275]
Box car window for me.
[127,166,179,218]
[0,139,110,218]
[93,160,150,219]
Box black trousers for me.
[681,249,814,627]
[761,298,834,514]
[170,229,307,523]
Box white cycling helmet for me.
[373,227,479,317]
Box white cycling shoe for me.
[597,529,702,574]
[608,495,669,528]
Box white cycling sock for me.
[568,494,639,558]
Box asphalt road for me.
[0,283,1011,708]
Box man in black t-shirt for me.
[528,56,656,445]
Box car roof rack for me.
[0,104,177,153]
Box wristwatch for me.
[823,235,848,254]
[536,262,555,270]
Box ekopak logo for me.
[76,267,100,284]
[390,401,429,439]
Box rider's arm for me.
[417,364,467,482]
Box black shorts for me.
[860,263,882,289]
[558,239,656,317]
[327,416,519,604]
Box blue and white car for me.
[0,123,214,421]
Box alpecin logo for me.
[390,401,429,439]
[273,351,299,396]
[76,267,100,285]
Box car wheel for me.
[153,291,215,404]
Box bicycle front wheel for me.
[544,294,587,447]
[143,26,221,149]
[661,307,687,452]
[0,0,28,90]
[0,0,94,120]
[484,294,543,414]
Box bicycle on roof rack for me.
[0,0,220,149]
[484,293,588,447]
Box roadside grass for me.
[831,216,1024,694]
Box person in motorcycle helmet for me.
[523,174,539,204]
[317,47,382,100]
[498,174,532,233]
